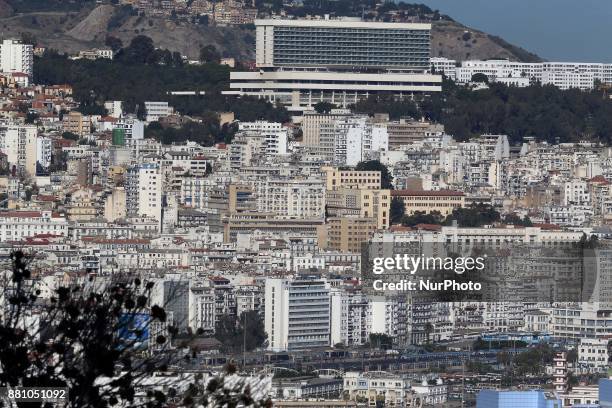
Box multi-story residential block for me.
[265,276,331,351]
[326,216,378,253]
[62,111,91,137]
[0,39,33,77]
[387,118,445,148]
[189,284,216,334]
[126,163,162,222]
[578,338,609,372]
[332,116,388,166]
[253,178,325,219]
[326,187,390,229]
[144,101,173,123]
[343,372,422,407]
[322,167,382,190]
[237,121,288,155]
[0,211,67,241]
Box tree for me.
[424,322,434,344]
[445,204,500,228]
[503,213,533,227]
[369,333,393,350]
[199,45,220,64]
[105,35,123,52]
[390,197,405,225]
[401,210,444,227]
[355,160,393,189]
[0,251,271,407]
[122,35,157,65]
[62,131,79,141]
[313,101,336,114]
[214,311,267,353]
[471,73,489,83]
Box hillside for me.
[1,3,541,63]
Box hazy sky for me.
[412,0,612,62]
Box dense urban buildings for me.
[2,3,612,407]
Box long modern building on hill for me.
[225,17,442,111]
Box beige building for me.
[322,166,381,190]
[391,189,465,216]
[326,216,378,253]
[326,188,390,229]
[387,118,444,148]
[62,111,91,137]
[302,110,351,147]
[104,187,127,222]
[223,212,326,243]
[66,188,99,221]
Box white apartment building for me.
[578,338,609,372]
[189,284,216,333]
[0,124,37,176]
[330,288,370,346]
[237,121,288,155]
[252,178,325,219]
[431,57,612,90]
[113,118,145,143]
[144,101,173,123]
[551,303,612,340]
[343,372,422,407]
[265,277,331,351]
[0,211,67,241]
[0,39,33,77]
[564,180,590,206]
[36,136,52,171]
[126,163,162,222]
[104,101,124,118]
[333,116,389,166]
[412,379,447,406]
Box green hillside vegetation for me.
[355,79,612,144]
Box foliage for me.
[313,101,336,114]
[352,94,419,120]
[145,120,234,146]
[214,311,267,353]
[502,213,533,227]
[35,43,290,127]
[105,35,124,52]
[34,44,229,116]
[512,344,555,376]
[0,251,174,407]
[199,45,220,63]
[368,333,393,350]
[444,204,500,227]
[422,82,612,144]
[401,210,444,227]
[473,338,528,350]
[355,160,393,189]
[62,131,79,141]
[471,73,489,83]
[0,251,271,407]
[390,197,405,225]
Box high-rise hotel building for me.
[225,17,442,111]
